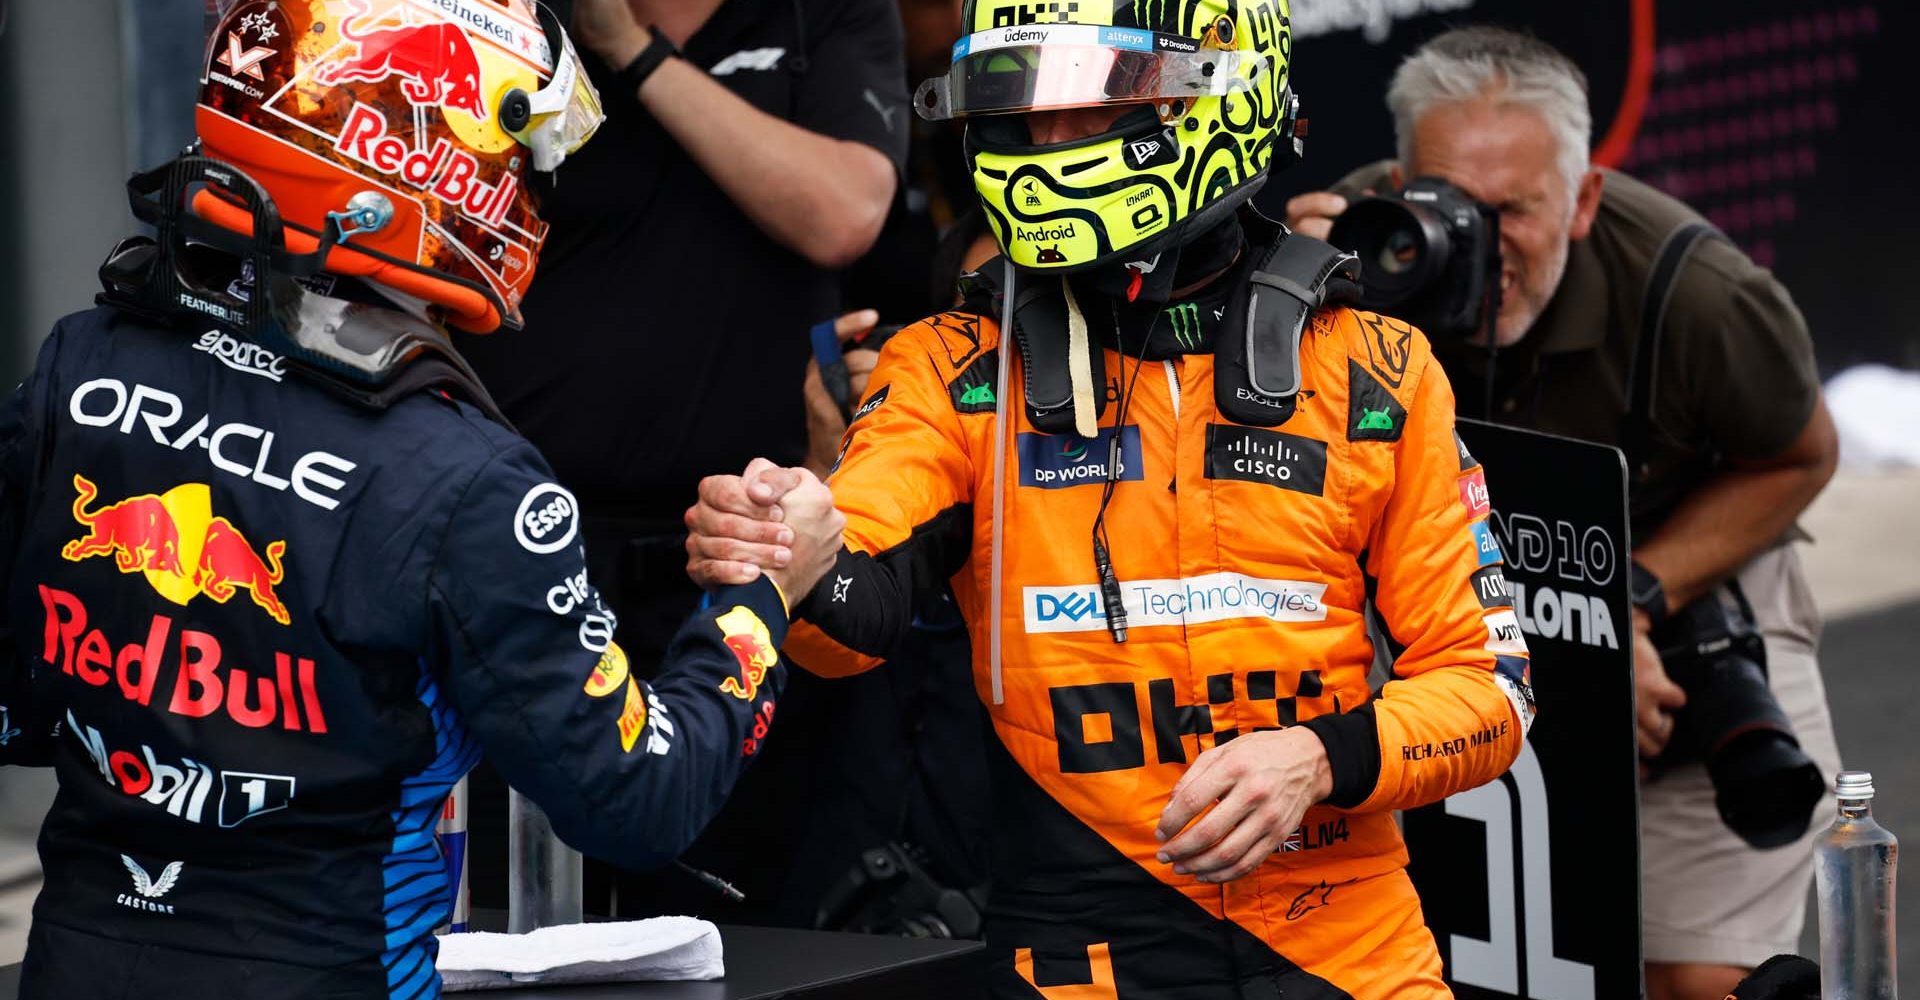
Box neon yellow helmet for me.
[915,0,1299,273]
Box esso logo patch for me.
[514,483,580,555]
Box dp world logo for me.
[1018,426,1143,489]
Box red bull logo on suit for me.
[62,475,291,626]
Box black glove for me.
[1727,955,1819,1000]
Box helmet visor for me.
[506,4,605,172]
[915,24,1267,122]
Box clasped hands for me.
[683,458,844,604]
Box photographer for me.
[1287,28,1841,1000]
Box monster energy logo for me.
[1134,0,1179,32]
[1165,301,1202,350]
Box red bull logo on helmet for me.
[715,606,777,701]
[315,0,490,119]
[334,103,518,228]
[62,475,292,627]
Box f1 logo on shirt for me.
[1470,520,1504,567]
[1018,426,1143,489]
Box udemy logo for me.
[1018,426,1144,489]
[514,483,579,554]
[1026,573,1329,633]
[61,475,291,625]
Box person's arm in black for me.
[571,0,907,269]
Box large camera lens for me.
[1653,591,1826,849]
[1328,197,1453,307]
[1323,177,1499,341]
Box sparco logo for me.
[334,103,518,228]
[194,330,287,382]
[119,855,183,914]
[1014,220,1077,243]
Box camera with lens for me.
[1325,176,1502,341]
[1647,584,1826,849]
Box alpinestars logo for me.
[119,855,183,914]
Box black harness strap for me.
[1622,221,1723,478]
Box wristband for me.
[613,27,679,97]
[1629,559,1669,630]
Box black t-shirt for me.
[459,0,908,516]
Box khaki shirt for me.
[1331,162,1820,534]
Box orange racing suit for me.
[785,262,1533,999]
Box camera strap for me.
[1622,220,1725,478]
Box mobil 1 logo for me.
[1204,424,1327,495]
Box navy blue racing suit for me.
[0,306,788,999]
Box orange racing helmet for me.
[193,0,601,333]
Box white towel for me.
[435,916,724,992]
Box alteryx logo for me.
[1097,26,1152,51]
[951,36,971,61]
[1470,520,1504,566]
[1025,573,1330,633]
[1018,426,1143,489]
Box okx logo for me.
[1017,426,1143,489]
[62,475,290,625]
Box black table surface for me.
[0,923,983,1000]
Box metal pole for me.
[508,789,583,932]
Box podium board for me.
[1403,420,1642,999]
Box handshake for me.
[683,458,847,604]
